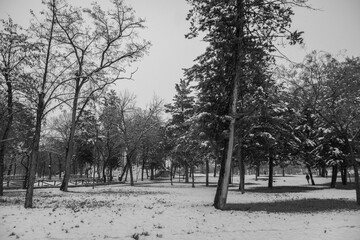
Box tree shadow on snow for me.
[224,198,360,213]
[228,185,328,194]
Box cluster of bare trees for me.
[0,0,150,208]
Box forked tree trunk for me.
[119,162,128,182]
[307,166,315,185]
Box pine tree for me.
[186,0,307,209]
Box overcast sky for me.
[1,0,359,107]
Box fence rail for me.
[2,175,108,189]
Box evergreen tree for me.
[186,0,307,209]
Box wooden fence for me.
[3,175,105,189]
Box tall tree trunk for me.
[191,164,195,188]
[185,164,189,183]
[129,160,134,186]
[330,165,338,188]
[58,155,62,178]
[141,157,146,181]
[214,0,245,210]
[268,151,274,188]
[237,138,245,193]
[214,73,241,209]
[109,166,113,181]
[205,158,209,187]
[119,162,128,182]
[307,165,315,185]
[170,163,173,186]
[0,76,14,196]
[25,93,45,208]
[102,160,107,183]
[150,167,154,180]
[48,152,52,180]
[213,162,217,177]
[7,156,15,177]
[60,78,80,192]
[347,139,360,205]
[340,163,347,185]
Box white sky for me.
[1,0,359,107]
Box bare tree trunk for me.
[170,163,173,186]
[340,163,347,185]
[268,151,274,188]
[102,160,107,183]
[330,165,338,188]
[109,166,113,181]
[60,78,80,192]
[185,164,189,183]
[150,167,154,180]
[129,160,134,186]
[213,162,217,177]
[205,158,209,187]
[119,162,128,182]
[141,158,145,181]
[237,140,245,193]
[25,93,45,208]
[347,140,360,205]
[307,165,315,185]
[0,75,14,196]
[48,152,52,180]
[191,164,195,188]
[58,155,62,178]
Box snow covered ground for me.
[1,175,359,240]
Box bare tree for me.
[54,0,150,191]
[22,0,74,208]
[0,18,30,196]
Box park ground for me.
[1,174,360,240]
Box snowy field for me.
[1,175,360,240]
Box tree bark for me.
[25,93,45,208]
[60,77,80,192]
[170,163,173,186]
[205,158,209,187]
[268,152,274,188]
[48,152,52,180]
[340,163,347,185]
[213,162,217,177]
[330,165,338,188]
[347,139,360,205]
[307,166,315,185]
[0,75,14,196]
[191,164,195,188]
[127,156,134,186]
[237,140,245,193]
[184,164,189,183]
